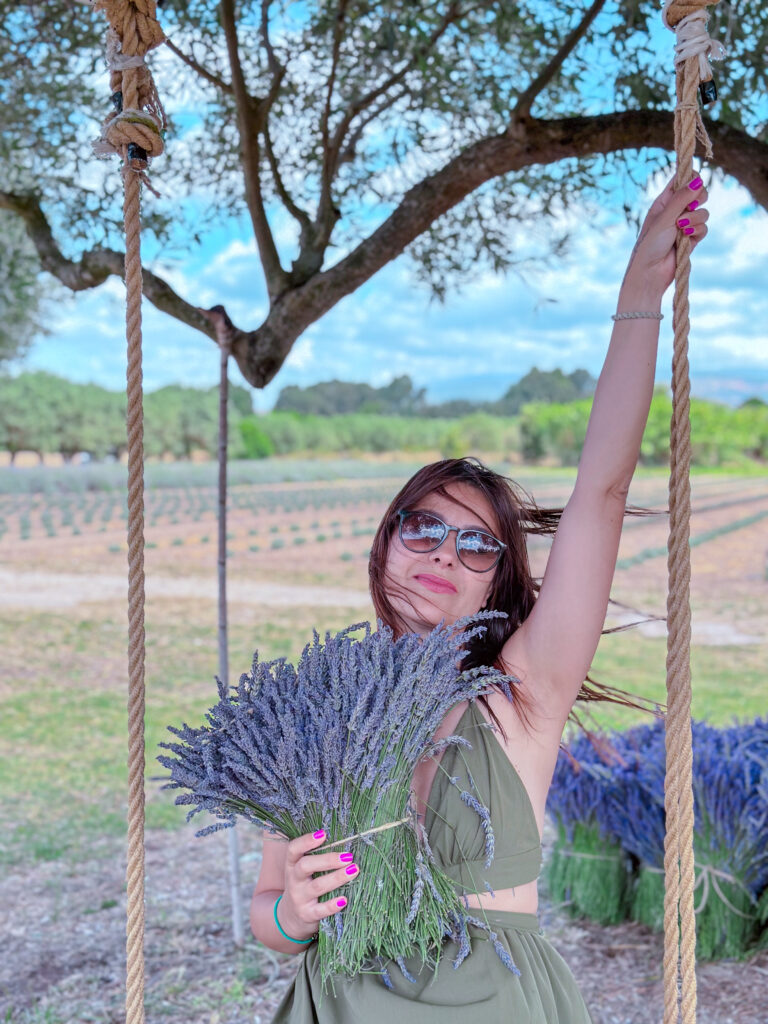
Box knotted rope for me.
[661,3,723,1022]
[91,2,166,1022]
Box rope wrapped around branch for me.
[92,1,167,167]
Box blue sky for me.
[21,171,768,410]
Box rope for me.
[91,3,166,1022]
[661,4,723,1023]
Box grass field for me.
[1,458,766,869]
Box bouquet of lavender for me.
[159,614,519,993]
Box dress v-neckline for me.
[424,699,539,832]
[424,700,488,810]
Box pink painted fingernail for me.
[684,226,695,235]
[313,830,325,839]
[677,218,690,228]
[688,177,703,191]
[345,864,359,875]
[687,200,699,211]
[339,853,354,863]
[336,898,347,908]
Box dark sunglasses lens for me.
[400,512,445,552]
[457,531,502,571]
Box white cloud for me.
[285,336,315,370]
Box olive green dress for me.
[269,701,594,1022]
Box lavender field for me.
[1,459,766,1023]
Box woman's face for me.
[383,482,500,636]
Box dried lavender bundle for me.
[547,718,768,958]
[159,613,520,992]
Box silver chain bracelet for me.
[611,311,664,321]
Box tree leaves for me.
[2,1,766,386]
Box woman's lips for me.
[414,574,457,594]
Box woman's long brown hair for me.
[368,457,662,743]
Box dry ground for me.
[3,824,767,1023]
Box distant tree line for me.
[275,369,597,417]
[1,372,765,468]
[0,373,251,463]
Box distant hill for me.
[685,368,768,407]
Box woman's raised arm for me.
[503,176,709,722]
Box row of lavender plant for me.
[546,718,768,958]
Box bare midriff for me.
[461,878,539,913]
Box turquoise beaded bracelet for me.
[273,894,317,944]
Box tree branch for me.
[342,86,412,163]
[0,189,217,341]
[9,108,766,396]
[327,1,464,178]
[301,0,466,279]
[258,0,288,118]
[513,0,610,120]
[320,0,350,186]
[220,0,289,299]
[259,0,284,80]
[164,38,233,95]
[230,110,768,387]
[263,119,313,230]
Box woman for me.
[250,174,709,1021]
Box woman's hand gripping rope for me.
[623,175,709,296]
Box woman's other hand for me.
[277,829,360,939]
[622,175,709,297]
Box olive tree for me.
[1,0,765,388]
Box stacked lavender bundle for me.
[546,718,768,958]
[159,614,519,992]
[545,734,634,925]
[620,718,768,957]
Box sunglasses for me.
[396,509,506,573]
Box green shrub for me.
[518,400,590,464]
[239,417,276,459]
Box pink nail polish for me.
[684,226,695,235]
[677,218,690,228]
[687,200,699,211]
[340,853,354,862]
[313,829,325,839]
[345,864,359,875]
[688,177,703,191]
[336,898,347,908]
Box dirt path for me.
[0,568,370,610]
[2,567,764,648]
[3,827,766,1024]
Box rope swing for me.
[91,3,166,1023]
[90,1,723,1021]
[661,2,723,1022]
